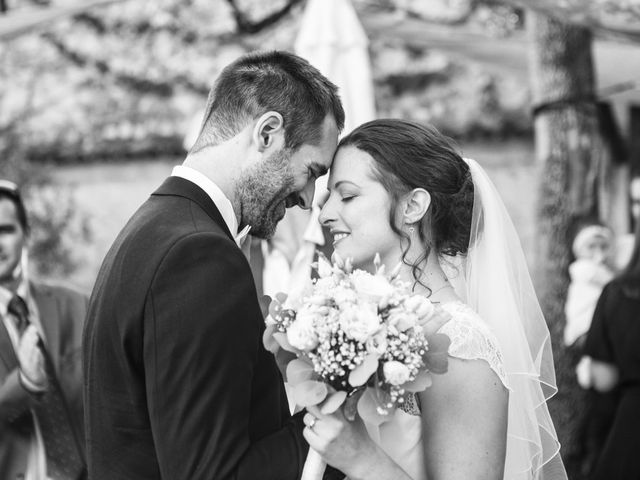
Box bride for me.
[303,119,567,479]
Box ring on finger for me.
[305,414,317,430]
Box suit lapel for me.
[31,283,61,372]
[152,176,235,242]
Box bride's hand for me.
[419,306,451,336]
[303,404,379,477]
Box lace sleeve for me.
[439,301,509,389]
[399,301,509,417]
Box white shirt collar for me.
[0,273,30,317]
[171,165,251,246]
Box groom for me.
[83,51,344,479]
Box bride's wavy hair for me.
[338,119,474,288]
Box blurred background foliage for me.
[0,0,531,165]
[0,0,533,280]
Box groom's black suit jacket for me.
[83,177,316,480]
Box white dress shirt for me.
[171,165,251,246]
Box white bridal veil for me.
[444,159,568,480]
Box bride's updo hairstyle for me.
[338,119,474,281]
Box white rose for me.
[332,285,358,306]
[339,303,381,343]
[404,295,435,321]
[314,276,337,293]
[286,310,320,351]
[383,361,411,386]
[350,270,394,302]
[307,294,329,306]
[365,327,388,355]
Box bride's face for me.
[319,146,403,271]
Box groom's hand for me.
[304,405,379,479]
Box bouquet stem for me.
[301,448,326,480]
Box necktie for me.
[9,295,86,479]
[7,294,29,336]
[33,373,87,480]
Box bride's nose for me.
[318,195,335,227]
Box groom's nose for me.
[296,182,315,210]
[318,198,334,226]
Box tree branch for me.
[73,12,107,34]
[501,0,640,43]
[0,0,127,41]
[358,0,479,26]
[225,0,304,34]
[41,32,209,96]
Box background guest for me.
[615,175,640,271]
[565,221,615,350]
[564,220,617,477]
[583,216,640,480]
[0,180,87,480]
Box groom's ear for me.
[402,188,431,224]
[252,111,285,153]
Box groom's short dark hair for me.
[0,180,29,234]
[191,50,344,153]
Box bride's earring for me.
[408,225,415,235]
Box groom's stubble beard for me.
[236,148,295,239]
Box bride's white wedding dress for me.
[360,300,507,480]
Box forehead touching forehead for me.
[328,145,379,188]
[299,115,339,171]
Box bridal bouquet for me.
[263,253,451,480]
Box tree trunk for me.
[527,13,603,480]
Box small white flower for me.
[383,361,411,386]
[332,285,358,306]
[287,309,320,351]
[365,327,388,355]
[314,276,337,292]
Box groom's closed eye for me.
[309,163,328,180]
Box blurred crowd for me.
[564,175,640,479]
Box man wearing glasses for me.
[0,180,87,480]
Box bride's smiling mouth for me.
[332,231,350,245]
